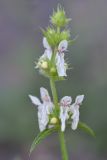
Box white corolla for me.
[29,87,54,132]
[55,40,68,77]
[70,95,84,130]
[59,96,72,131]
[42,37,52,60]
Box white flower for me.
[36,37,52,69]
[55,40,68,77]
[29,87,54,132]
[42,37,52,60]
[70,95,84,130]
[59,96,72,131]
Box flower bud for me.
[50,117,58,124]
[50,67,57,75]
[43,27,71,46]
[43,27,60,46]
[61,30,70,41]
[50,5,71,27]
[41,61,48,69]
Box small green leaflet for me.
[30,127,58,154]
[78,121,95,137]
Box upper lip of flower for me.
[40,87,51,103]
[58,40,68,53]
[60,96,72,106]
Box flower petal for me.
[75,95,84,105]
[56,53,67,76]
[40,87,51,103]
[60,107,66,131]
[43,37,50,49]
[38,104,49,132]
[44,49,52,60]
[46,102,54,115]
[70,103,80,130]
[58,40,68,52]
[43,37,52,60]
[60,107,69,132]
[71,112,79,130]
[38,121,46,132]
[60,96,72,107]
[29,95,41,106]
[70,105,76,118]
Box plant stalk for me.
[59,131,68,160]
[50,77,58,110]
[50,77,68,160]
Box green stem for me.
[49,77,68,160]
[50,77,58,109]
[59,131,68,160]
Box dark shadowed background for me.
[0,0,107,160]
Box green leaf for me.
[30,127,58,154]
[78,122,95,137]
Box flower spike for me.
[28,5,93,159]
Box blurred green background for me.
[0,0,107,159]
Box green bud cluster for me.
[42,5,71,47]
[43,28,70,46]
[50,5,71,27]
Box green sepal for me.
[78,121,95,137]
[30,127,59,154]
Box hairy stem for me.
[50,77,68,160]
